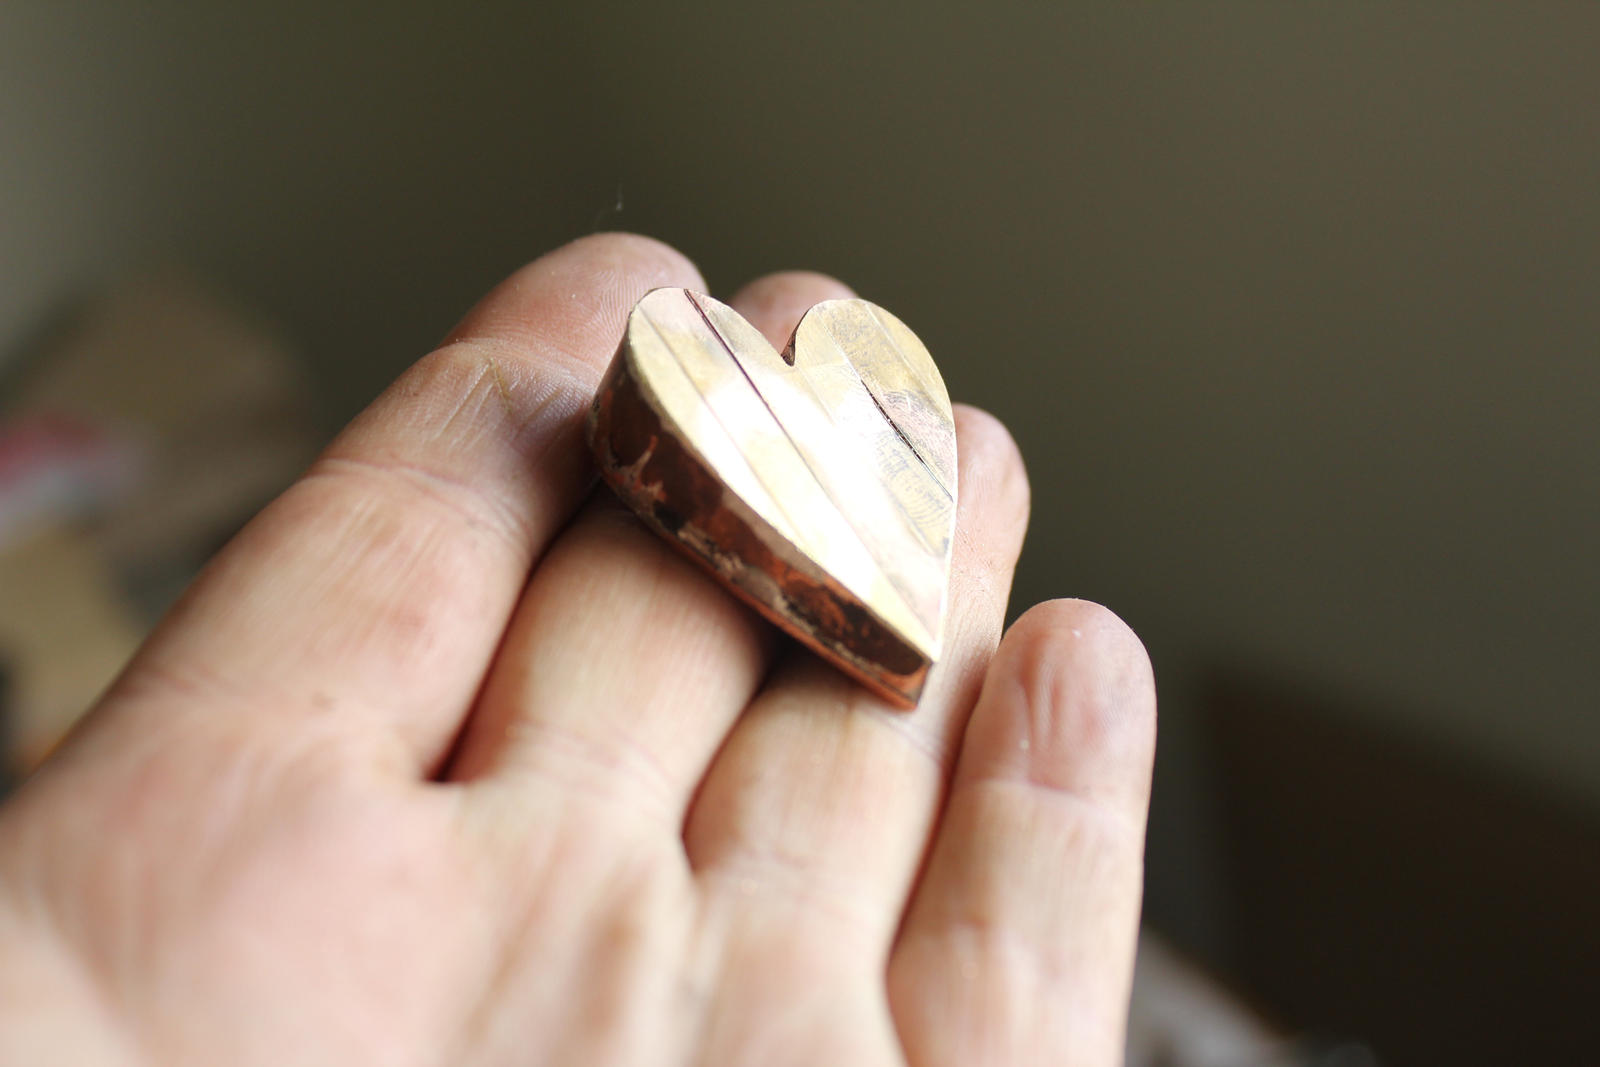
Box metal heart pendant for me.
[587,288,956,707]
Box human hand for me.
[0,235,1155,1066]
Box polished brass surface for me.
[588,288,956,707]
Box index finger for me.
[90,234,704,775]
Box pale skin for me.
[0,235,1156,1066]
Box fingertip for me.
[1007,599,1155,714]
[572,232,708,297]
[965,598,1156,809]
[951,402,1012,447]
[735,268,854,299]
[951,404,1031,550]
[580,229,700,268]
[727,270,856,348]
[445,231,706,352]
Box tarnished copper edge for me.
[586,349,929,709]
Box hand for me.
[0,235,1155,1066]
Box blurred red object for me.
[0,412,142,552]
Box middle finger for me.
[447,272,856,829]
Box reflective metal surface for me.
[588,288,956,707]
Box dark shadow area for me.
[1196,668,1600,1063]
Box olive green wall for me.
[5,2,1597,952]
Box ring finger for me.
[685,404,1031,945]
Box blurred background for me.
[2,3,1596,1063]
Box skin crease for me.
[0,235,1156,1067]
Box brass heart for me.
[588,288,955,707]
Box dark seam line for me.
[681,292,852,532]
[642,311,810,544]
[862,381,951,501]
[683,291,933,630]
[683,291,803,458]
